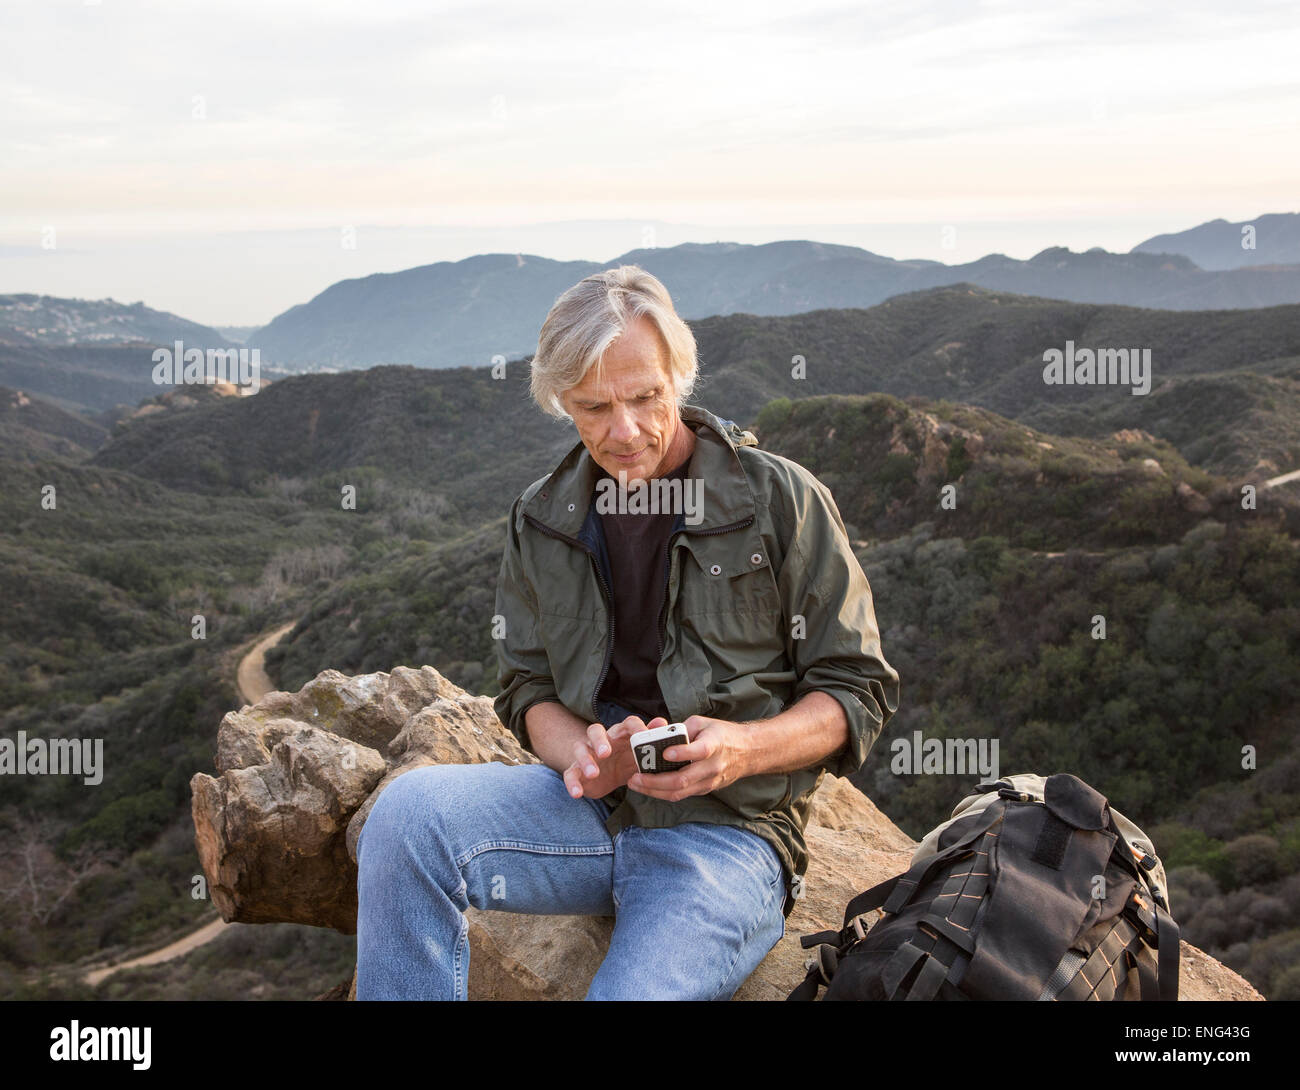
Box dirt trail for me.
[236,621,296,705]
[1262,467,1300,490]
[83,918,234,988]
[82,621,296,988]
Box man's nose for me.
[608,402,639,442]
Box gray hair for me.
[529,265,700,421]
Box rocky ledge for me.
[190,665,1262,1001]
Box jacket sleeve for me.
[492,495,560,753]
[775,468,900,779]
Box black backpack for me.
[787,773,1180,1001]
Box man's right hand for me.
[563,716,666,800]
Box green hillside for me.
[2,307,1298,999]
[93,287,1300,494]
[0,386,108,460]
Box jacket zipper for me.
[526,510,756,720]
[523,513,615,719]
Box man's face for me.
[560,315,683,486]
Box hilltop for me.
[0,385,108,460]
[1133,212,1300,270]
[92,286,1300,491]
[0,294,234,350]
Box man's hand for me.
[563,716,665,800]
[627,714,754,802]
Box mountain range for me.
[1133,212,1300,270]
[248,234,1300,370]
[6,213,1298,397]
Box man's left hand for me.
[627,715,754,801]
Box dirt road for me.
[1262,467,1300,490]
[236,621,296,705]
[83,621,296,988]
[83,917,235,988]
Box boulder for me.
[191,665,530,931]
[191,666,1263,1001]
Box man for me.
[355,265,898,1000]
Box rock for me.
[888,411,984,481]
[190,665,531,931]
[192,666,1262,1000]
[1112,428,1157,445]
[1176,480,1213,514]
[191,725,385,930]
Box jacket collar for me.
[522,404,759,539]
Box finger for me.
[665,738,711,763]
[629,767,690,796]
[586,723,612,758]
[563,763,585,798]
[632,756,714,798]
[571,739,599,779]
[620,715,647,735]
[630,775,687,800]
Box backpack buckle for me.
[803,944,839,987]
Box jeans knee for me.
[358,765,450,869]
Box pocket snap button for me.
[567,502,575,511]
[709,564,721,575]
[751,552,763,565]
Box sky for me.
[2,0,1297,325]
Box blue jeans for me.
[354,761,787,1000]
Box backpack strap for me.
[1107,829,1182,1001]
[843,803,1006,927]
[1128,891,1181,1001]
[787,805,1006,1001]
[1155,903,1179,1000]
[787,943,838,1001]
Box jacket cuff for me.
[800,685,882,779]
[494,686,560,753]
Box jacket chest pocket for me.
[676,533,785,653]
[529,534,604,622]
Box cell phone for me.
[630,722,691,774]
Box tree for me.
[0,810,117,927]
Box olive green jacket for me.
[493,404,899,914]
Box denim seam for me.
[610,827,630,912]
[708,862,784,1001]
[453,912,469,1000]
[455,839,614,870]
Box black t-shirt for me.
[594,454,692,724]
